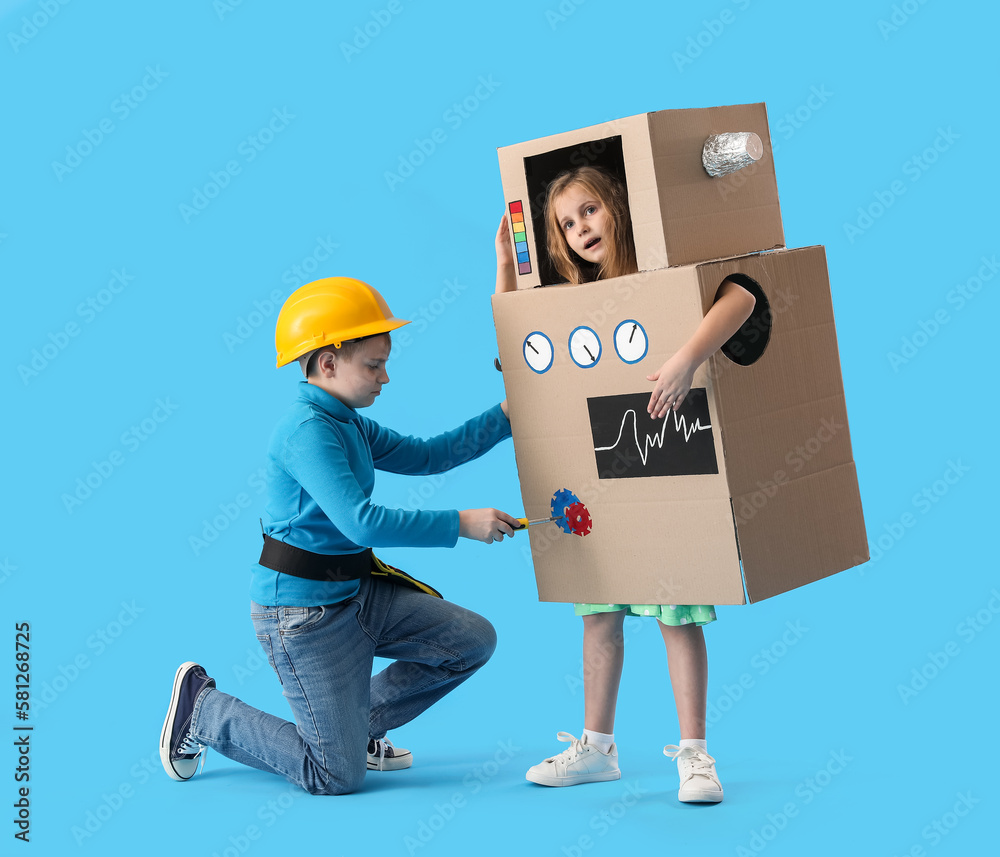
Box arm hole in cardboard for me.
[719,273,771,367]
[523,136,632,287]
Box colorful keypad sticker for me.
[508,200,531,275]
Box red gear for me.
[565,502,593,537]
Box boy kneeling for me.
[160,277,518,794]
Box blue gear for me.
[550,489,580,534]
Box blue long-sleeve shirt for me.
[250,381,512,606]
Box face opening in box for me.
[523,137,637,286]
[720,274,772,366]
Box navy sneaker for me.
[367,737,412,771]
[160,662,215,781]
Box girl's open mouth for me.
[584,237,601,250]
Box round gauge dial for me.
[613,319,648,364]
[522,331,554,374]
[568,326,601,369]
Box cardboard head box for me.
[497,103,785,288]
[492,245,868,605]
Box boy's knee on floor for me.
[309,767,365,796]
[470,616,498,665]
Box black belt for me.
[259,535,372,582]
[258,535,442,598]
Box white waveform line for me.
[594,408,712,466]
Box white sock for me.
[679,738,708,752]
[583,729,614,754]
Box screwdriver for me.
[513,515,564,531]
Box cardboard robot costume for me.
[492,103,868,606]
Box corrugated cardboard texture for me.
[496,104,784,288]
[496,115,651,289]
[493,269,745,605]
[696,247,868,599]
[493,248,868,606]
[648,104,785,267]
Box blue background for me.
[2,0,996,854]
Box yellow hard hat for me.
[274,277,410,368]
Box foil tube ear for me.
[702,132,764,177]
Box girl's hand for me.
[458,508,519,544]
[495,213,514,266]
[495,214,516,294]
[646,353,696,419]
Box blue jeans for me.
[189,574,496,794]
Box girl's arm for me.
[495,213,517,294]
[647,278,756,419]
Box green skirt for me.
[574,602,717,626]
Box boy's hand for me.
[646,353,696,419]
[459,508,519,544]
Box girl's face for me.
[553,183,611,265]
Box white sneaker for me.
[526,732,621,787]
[664,745,723,803]
[367,737,412,771]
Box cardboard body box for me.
[492,104,868,605]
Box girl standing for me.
[495,166,755,803]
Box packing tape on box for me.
[702,132,764,177]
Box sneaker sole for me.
[367,755,412,771]
[678,787,724,803]
[159,662,201,782]
[526,769,621,787]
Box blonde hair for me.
[544,166,638,284]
